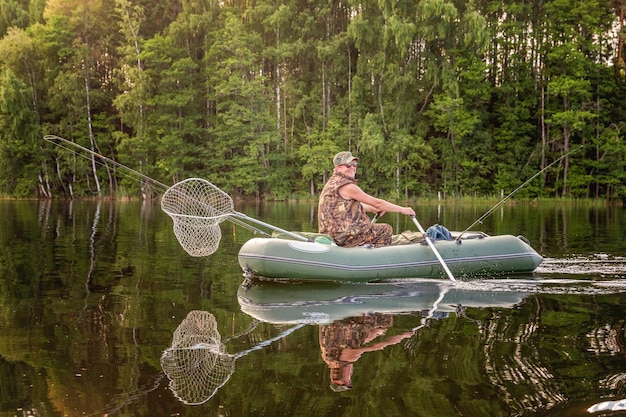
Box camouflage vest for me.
[318,173,372,246]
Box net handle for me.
[231,211,310,242]
[233,323,306,359]
[163,323,305,358]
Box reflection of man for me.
[319,314,414,391]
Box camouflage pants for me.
[340,223,392,248]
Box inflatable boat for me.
[238,231,543,283]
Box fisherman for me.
[318,151,415,247]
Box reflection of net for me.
[160,311,235,405]
[161,178,235,257]
[161,310,305,406]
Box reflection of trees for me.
[1,199,245,414]
[481,304,567,412]
[588,322,626,397]
[0,356,57,416]
[0,201,171,415]
[478,295,626,415]
[587,323,624,355]
[3,200,626,416]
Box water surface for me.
[0,199,625,417]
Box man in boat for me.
[318,151,416,247]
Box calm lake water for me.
[1,199,626,417]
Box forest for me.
[0,0,625,200]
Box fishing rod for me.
[456,145,583,241]
[43,135,268,236]
[44,135,170,190]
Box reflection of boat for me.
[238,232,543,283]
[237,279,529,324]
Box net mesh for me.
[160,310,235,406]
[172,219,222,257]
[161,178,235,257]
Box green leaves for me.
[0,69,40,196]
[0,0,623,199]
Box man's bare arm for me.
[339,183,415,217]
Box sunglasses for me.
[344,162,358,168]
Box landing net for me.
[161,178,234,256]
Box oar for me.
[410,216,456,281]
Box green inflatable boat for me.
[238,231,543,283]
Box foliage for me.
[0,0,624,199]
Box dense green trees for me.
[0,0,624,200]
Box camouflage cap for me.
[333,151,358,166]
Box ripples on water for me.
[538,255,626,279]
[387,254,626,296]
[453,277,626,296]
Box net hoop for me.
[161,178,235,225]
